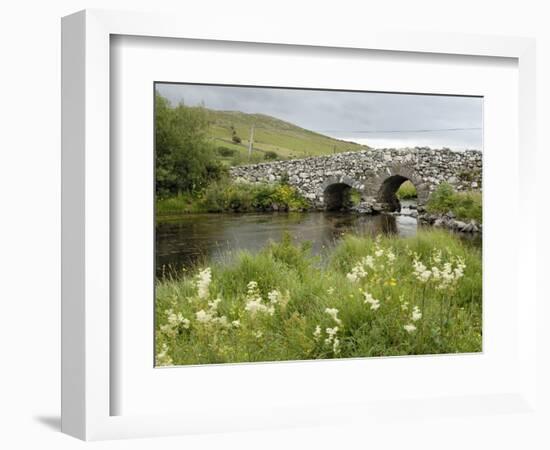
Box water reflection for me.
[156,207,418,278]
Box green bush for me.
[264,150,278,160]
[217,146,236,157]
[426,182,482,222]
[155,93,226,197]
[191,180,310,213]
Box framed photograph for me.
[62,9,538,441]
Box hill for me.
[204,109,368,165]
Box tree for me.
[155,92,225,197]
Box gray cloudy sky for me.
[156,83,483,150]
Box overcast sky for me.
[156,83,483,151]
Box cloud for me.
[156,83,483,150]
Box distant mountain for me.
[204,109,369,164]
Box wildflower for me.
[245,298,274,316]
[247,281,259,296]
[375,248,384,258]
[386,250,396,263]
[214,315,230,328]
[325,307,342,325]
[159,323,176,337]
[195,309,213,323]
[413,259,431,283]
[255,331,263,339]
[384,278,397,287]
[364,255,375,270]
[195,267,212,299]
[208,297,221,311]
[401,301,409,311]
[411,306,422,322]
[332,337,341,355]
[363,291,380,311]
[327,287,335,295]
[156,343,173,366]
[324,326,339,345]
[232,320,241,328]
[267,290,281,305]
[404,324,417,333]
[313,325,322,341]
[346,263,367,283]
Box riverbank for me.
[156,180,310,215]
[155,230,482,366]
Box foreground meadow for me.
[155,230,482,366]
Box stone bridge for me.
[229,148,482,212]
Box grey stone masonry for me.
[229,147,482,211]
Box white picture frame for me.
[61,9,538,441]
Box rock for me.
[453,220,468,231]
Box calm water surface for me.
[156,201,425,277]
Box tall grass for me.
[426,182,482,222]
[155,230,482,365]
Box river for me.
[155,200,433,278]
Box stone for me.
[229,148,482,211]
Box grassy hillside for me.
[204,109,368,165]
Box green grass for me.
[156,180,310,216]
[396,180,417,199]
[155,230,482,366]
[426,183,482,222]
[205,109,368,164]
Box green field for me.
[204,109,368,165]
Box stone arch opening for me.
[324,183,356,211]
[377,175,417,212]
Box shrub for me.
[264,150,278,160]
[217,146,236,157]
[426,182,482,222]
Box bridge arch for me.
[373,165,427,212]
[322,176,363,211]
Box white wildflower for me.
[254,331,263,339]
[325,307,342,325]
[195,309,213,323]
[159,323,175,337]
[156,343,173,366]
[267,289,281,305]
[346,263,367,283]
[208,297,221,311]
[375,248,384,258]
[386,250,396,263]
[327,287,335,295]
[313,325,322,341]
[247,281,259,296]
[195,267,212,299]
[363,291,380,311]
[324,326,339,345]
[364,255,375,269]
[213,315,230,328]
[404,324,417,333]
[332,337,341,355]
[411,306,422,322]
[245,298,274,316]
[232,320,241,328]
[413,259,431,283]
